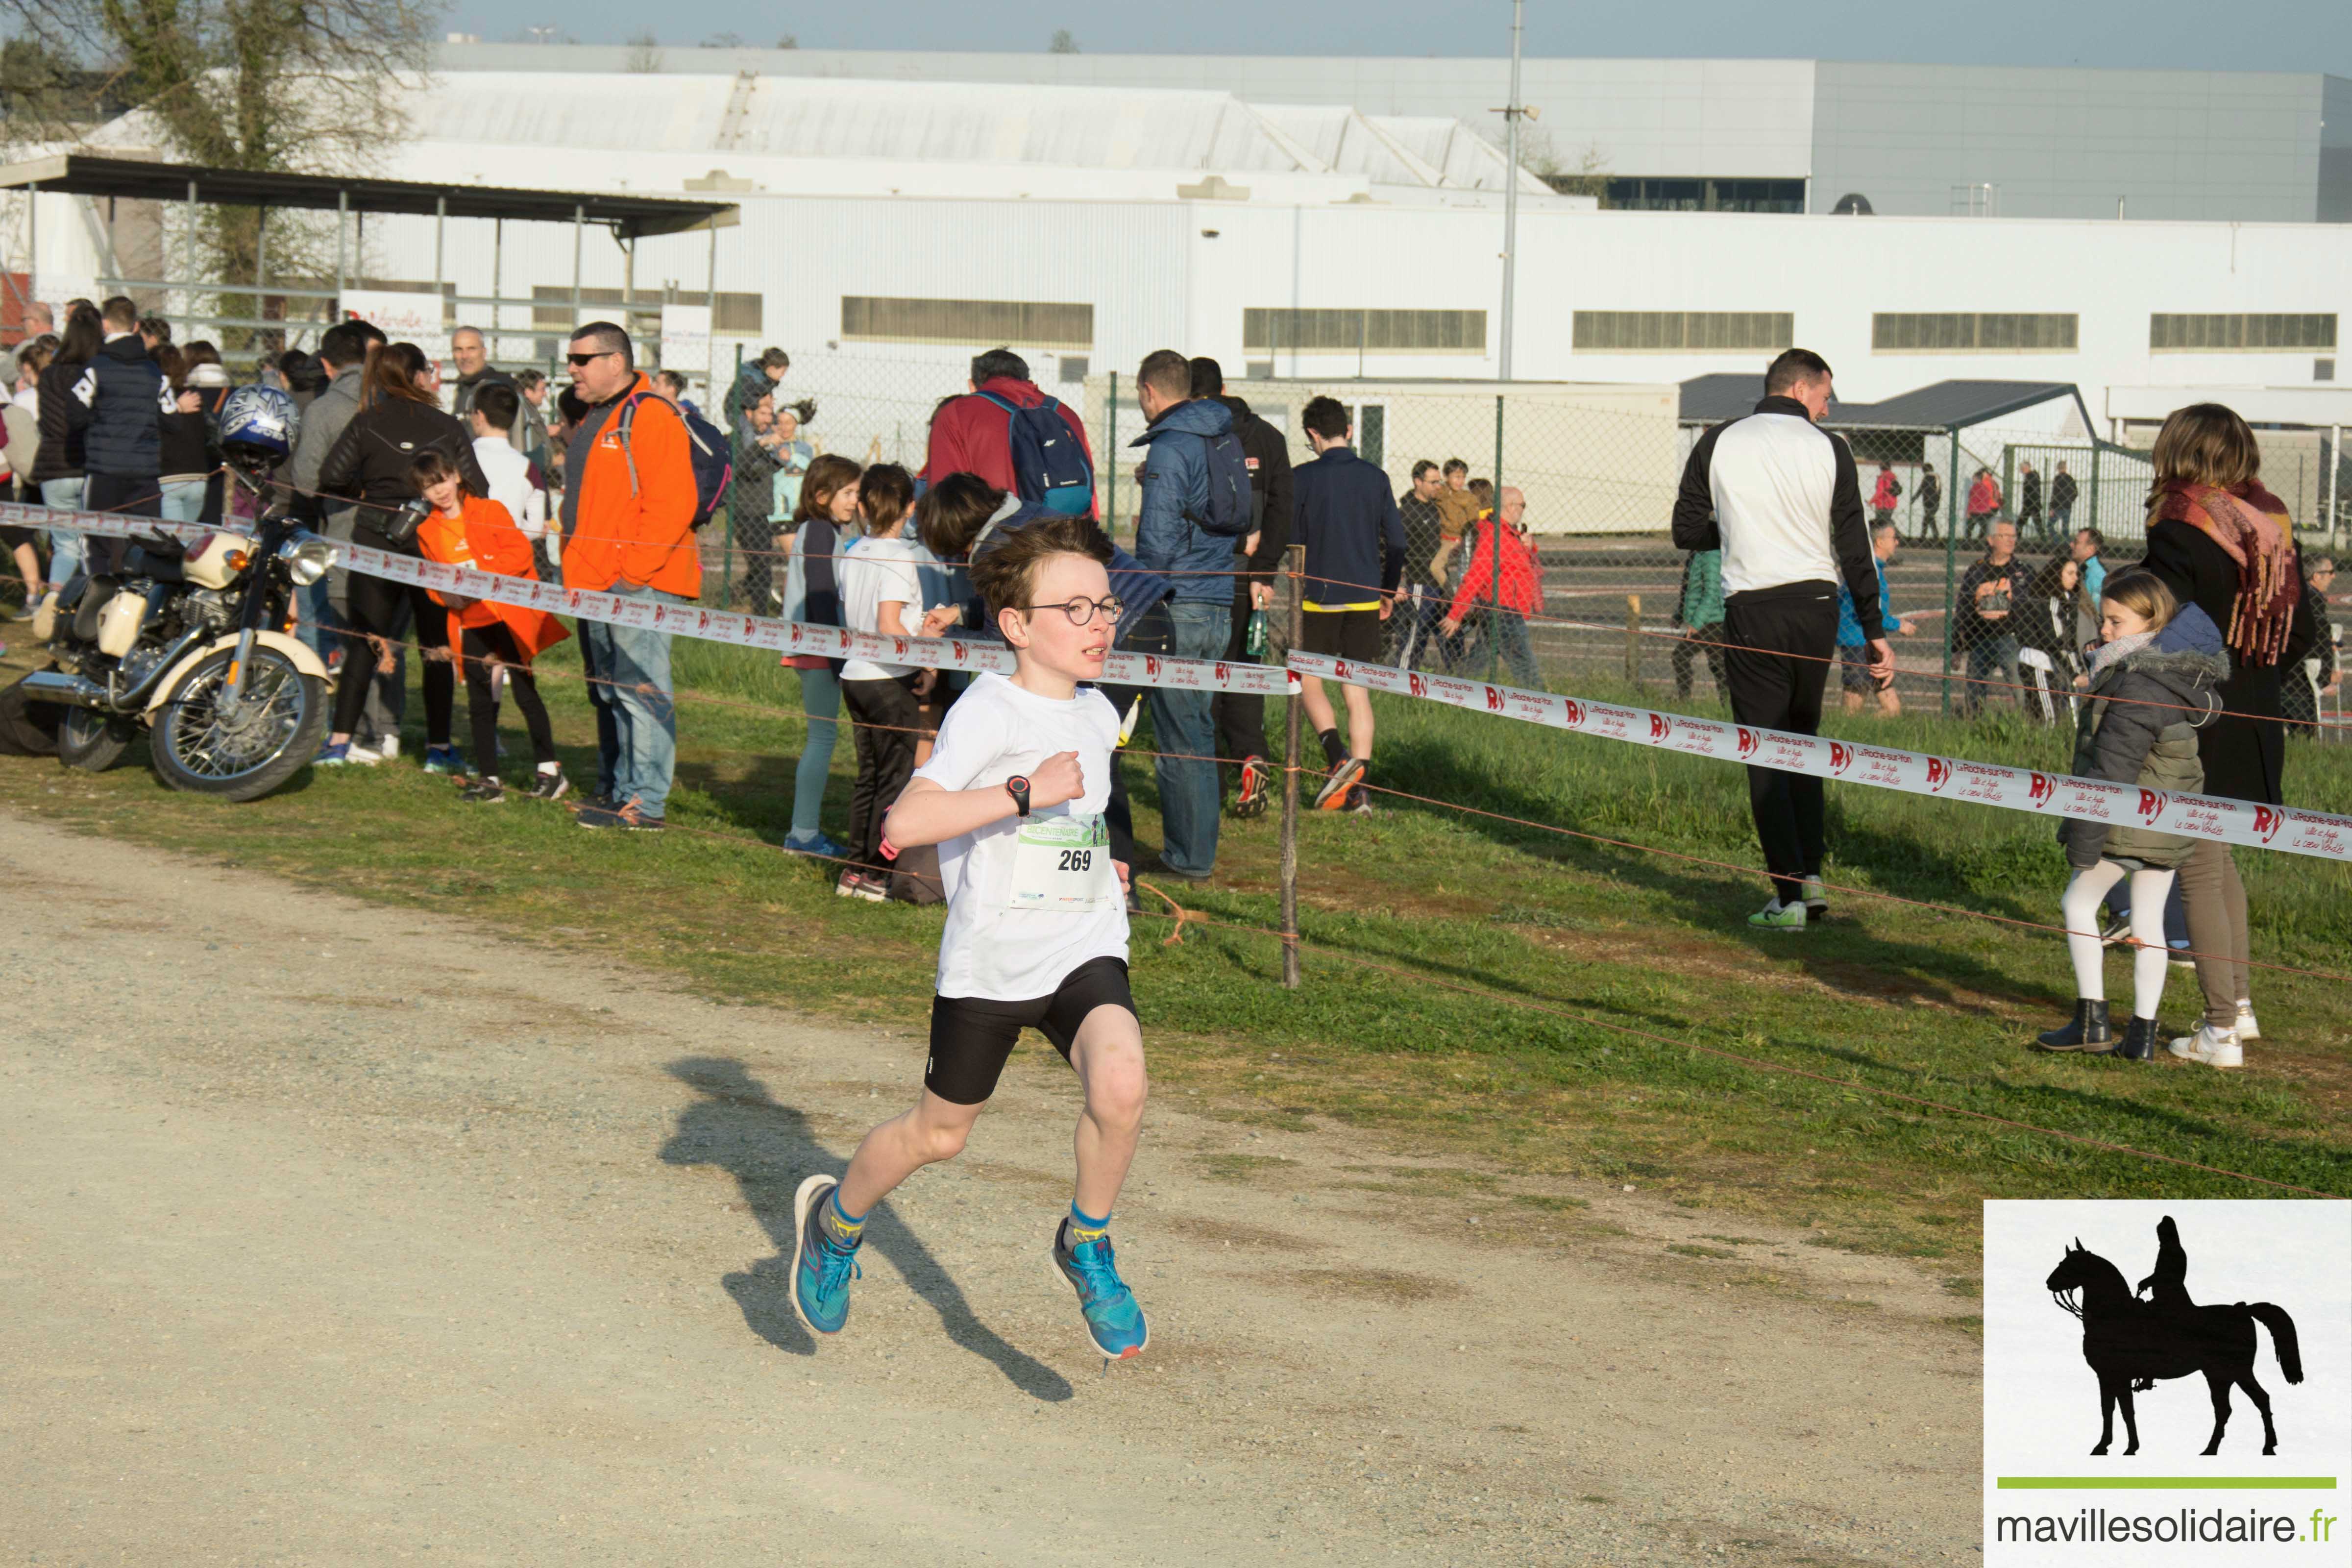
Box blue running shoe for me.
[422,744,466,775]
[1050,1217,1148,1359]
[782,829,847,861]
[789,1174,860,1336]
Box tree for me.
[623,28,662,72]
[699,30,742,48]
[774,32,796,49]
[1047,28,1078,53]
[3,0,443,347]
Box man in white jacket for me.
[1671,349,1892,932]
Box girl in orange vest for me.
[409,450,572,805]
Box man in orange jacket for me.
[561,321,702,831]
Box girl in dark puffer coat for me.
[2035,571,2228,1062]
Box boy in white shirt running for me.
[791,514,1151,1359]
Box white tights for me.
[2061,860,2175,1021]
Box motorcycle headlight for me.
[278,531,338,587]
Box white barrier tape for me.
[6,503,1297,697]
[1288,651,2352,864]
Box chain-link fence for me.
[607,352,2350,743]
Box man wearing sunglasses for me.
[559,321,701,832]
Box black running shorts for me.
[1299,607,1382,661]
[925,956,1136,1105]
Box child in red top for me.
[1440,485,1544,689]
[409,450,571,805]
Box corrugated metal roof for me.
[372,71,1522,184]
[1679,372,2085,430]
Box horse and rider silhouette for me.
[2045,1216,2303,1458]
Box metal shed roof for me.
[1677,372,2090,432]
[0,152,738,238]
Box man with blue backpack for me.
[1128,348,1253,882]
[922,347,1096,518]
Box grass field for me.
[6,634,2348,1286]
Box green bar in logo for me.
[1996,1477,2338,1490]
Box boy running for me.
[791,514,1151,1358]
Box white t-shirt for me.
[839,533,928,681]
[472,435,547,540]
[912,671,1129,1001]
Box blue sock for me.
[1068,1202,1111,1245]
[821,1188,867,1248]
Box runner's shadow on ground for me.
[657,1056,1073,1403]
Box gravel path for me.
[0,810,1980,1565]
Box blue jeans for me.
[1149,599,1226,876]
[41,477,85,588]
[791,664,841,837]
[159,479,206,524]
[581,585,682,818]
[1960,633,2020,717]
[1488,609,1542,689]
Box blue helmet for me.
[218,384,299,466]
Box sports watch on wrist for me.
[1005,776,1031,818]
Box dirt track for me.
[0,810,1980,1565]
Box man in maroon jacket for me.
[921,347,1093,515]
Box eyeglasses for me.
[566,349,617,366]
[1024,595,1125,627]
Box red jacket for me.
[921,375,1094,515]
[1448,520,1544,620]
[1870,470,1900,511]
[1967,474,2003,517]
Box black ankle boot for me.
[2035,999,2112,1053]
[2114,1016,2160,1062]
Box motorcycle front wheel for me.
[149,646,329,802]
[56,707,137,772]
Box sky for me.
[454,0,2352,76]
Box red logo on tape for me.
[1485,685,1505,712]
[1648,713,1669,742]
[2027,771,2054,807]
[2139,789,2169,823]
[1736,727,1759,759]
[1925,758,1952,792]
[2253,806,2284,843]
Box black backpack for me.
[1189,426,1254,538]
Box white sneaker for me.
[2233,1002,2260,1041]
[2167,1025,2242,1069]
[373,735,401,761]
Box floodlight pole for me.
[1497,0,1525,382]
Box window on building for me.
[2149,314,2337,352]
[530,286,763,334]
[1872,313,2078,353]
[1571,311,1793,353]
[1242,308,1486,354]
[840,295,1092,349]
[1595,177,1806,214]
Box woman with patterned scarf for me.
[2137,404,2320,1068]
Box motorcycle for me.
[12,386,340,802]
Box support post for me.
[1497,0,1524,381]
[433,195,445,335]
[187,180,199,328]
[25,182,35,308]
[1107,370,1120,532]
[570,204,585,332]
[334,188,346,316]
[1624,594,1642,693]
[491,217,503,357]
[253,205,267,347]
[2090,441,2103,539]
[1941,427,1960,715]
[1280,540,1304,990]
[1488,393,1504,679]
[704,223,719,407]
[2328,425,2342,549]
